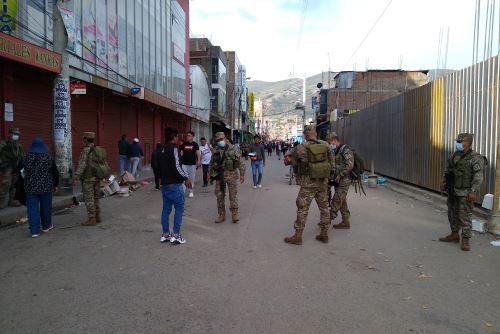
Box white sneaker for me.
[188,192,194,198]
[31,234,40,238]
[258,184,262,188]
[172,234,186,244]
[253,186,257,189]
[160,233,172,243]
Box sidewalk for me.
[0,167,154,228]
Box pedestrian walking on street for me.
[328,133,354,230]
[208,132,245,224]
[199,137,212,187]
[129,138,143,178]
[118,134,130,176]
[75,132,109,226]
[249,134,266,188]
[267,143,273,157]
[151,143,162,190]
[23,138,59,238]
[276,142,282,160]
[0,127,24,208]
[440,133,485,251]
[180,131,200,198]
[158,127,192,244]
[284,125,333,245]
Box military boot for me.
[215,212,226,224]
[315,228,329,243]
[284,230,303,245]
[81,217,97,226]
[460,237,471,251]
[439,232,460,243]
[231,211,239,224]
[333,220,350,229]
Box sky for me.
[189,0,498,82]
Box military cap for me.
[83,132,95,139]
[303,125,316,133]
[215,132,225,140]
[8,127,20,134]
[456,133,473,143]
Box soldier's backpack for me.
[350,150,366,196]
[88,146,111,179]
[306,140,331,179]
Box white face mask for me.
[330,144,337,150]
[12,135,19,141]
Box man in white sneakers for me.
[179,131,200,198]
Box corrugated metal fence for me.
[335,56,500,195]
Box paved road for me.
[1,154,499,334]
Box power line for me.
[340,0,393,72]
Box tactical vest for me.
[452,151,474,190]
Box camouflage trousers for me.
[447,195,473,238]
[82,181,100,219]
[215,171,239,215]
[0,169,17,208]
[330,179,351,221]
[295,180,330,231]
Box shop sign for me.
[70,82,87,95]
[0,33,62,73]
[54,79,70,143]
[0,0,17,33]
[131,87,144,99]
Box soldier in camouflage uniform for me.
[327,132,354,229]
[75,132,101,226]
[284,125,334,245]
[208,132,245,224]
[0,127,24,208]
[440,133,484,251]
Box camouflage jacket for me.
[290,139,334,185]
[334,144,354,180]
[75,143,96,181]
[208,144,245,179]
[443,149,484,197]
[0,139,23,170]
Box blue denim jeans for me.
[27,192,52,235]
[161,183,185,235]
[251,160,264,186]
[119,155,130,176]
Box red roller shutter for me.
[102,96,123,172]
[121,104,138,139]
[71,93,98,163]
[11,65,53,150]
[141,111,154,165]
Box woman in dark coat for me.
[23,138,59,238]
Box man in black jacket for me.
[158,128,192,245]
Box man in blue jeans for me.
[158,127,192,244]
[249,134,266,189]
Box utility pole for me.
[53,1,73,195]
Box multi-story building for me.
[0,0,194,173]
[190,38,229,139]
[189,65,211,140]
[224,51,249,143]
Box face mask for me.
[455,142,464,152]
[217,141,226,148]
[11,135,19,141]
[330,144,337,151]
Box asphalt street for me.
[1,154,499,334]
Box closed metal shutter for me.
[141,111,154,165]
[102,96,123,172]
[71,93,98,164]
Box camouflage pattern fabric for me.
[330,178,351,221]
[215,170,239,215]
[295,180,330,230]
[82,181,100,218]
[0,139,23,208]
[0,169,16,208]
[447,195,473,238]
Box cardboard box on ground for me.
[100,172,141,197]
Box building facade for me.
[224,51,249,143]
[0,0,194,174]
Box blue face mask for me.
[217,141,226,148]
[330,144,337,151]
[455,142,464,152]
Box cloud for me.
[190,0,495,81]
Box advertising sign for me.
[57,3,77,53]
[54,79,70,143]
[131,87,144,99]
[0,0,17,33]
[82,0,96,63]
[70,82,87,95]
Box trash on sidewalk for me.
[377,177,387,184]
[482,193,494,210]
[100,175,121,197]
[140,180,149,186]
[120,171,137,184]
[417,272,432,279]
[117,186,130,197]
[490,240,500,247]
[472,219,488,233]
[16,217,28,225]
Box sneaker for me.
[172,234,186,244]
[160,233,172,243]
[188,192,194,198]
[258,184,262,188]
[31,234,40,238]
[42,225,54,233]
[253,186,257,189]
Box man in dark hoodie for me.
[158,128,192,245]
